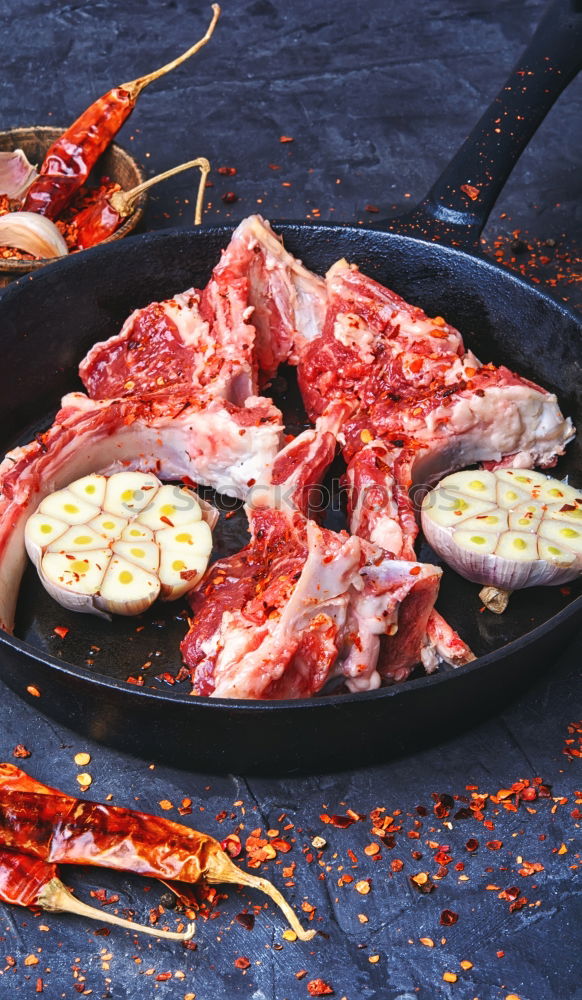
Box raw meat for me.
[182,506,442,698]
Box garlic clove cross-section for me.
[25,471,218,619]
[421,467,582,612]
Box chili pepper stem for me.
[110,158,211,225]
[122,5,221,100]
[37,877,195,941]
[205,854,316,941]
[479,585,511,614]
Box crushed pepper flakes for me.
[410,872,435,893]
[307,980,334,996]
[12,744,31,758]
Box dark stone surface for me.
[0,1,580,997]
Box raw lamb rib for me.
[181,506,442,698]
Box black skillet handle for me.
[380,0,582,246]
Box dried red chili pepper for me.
[23,5,219,220]
[0,847,191,939]
[74,158,210,249]
[0,764,314,941]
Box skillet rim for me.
[0,219,581,711]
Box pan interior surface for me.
[2,223,582,704]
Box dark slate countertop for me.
[0,1,581,998]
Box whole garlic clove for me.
[0,211,68,258]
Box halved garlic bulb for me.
[25,472,217,618]
[421,468,582,612]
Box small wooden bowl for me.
[0,126,147,277]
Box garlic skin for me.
[421,468,582,593]
[25,472,216,618]
[0,211,68,259]
[0,150,38,199]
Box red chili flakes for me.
[12,744,31,759]
[222,191,238,204]
[391,859,404,872]
[440,909,458,926]
[460,183,480,201]
[409,872,435,894]
[320,813,354,829]
[498,886,520,902]
[90,889,120,905]
[514,785,536,804]
[53,626,69,639]
[234,956,251,970]
[465,838,479,852]
[563,720,582,760]
[271,838,292,853]
[364,843,380,856]
[217,166,237,176]
[156,972,172,982]
[364,204,379,213]
[279,136,294,143]
[509,896,529,913]
[486,840,503,851]
[245,833,275,866]
[307,979,334,996]
[236,912,255,931]
[518,861,544,877]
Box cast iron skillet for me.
[0,0,581,774]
